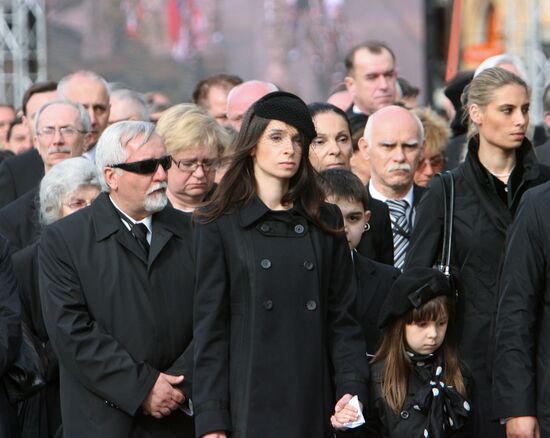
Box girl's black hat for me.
[252,91,317,146]
[378,267,452,330]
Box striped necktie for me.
[386,199,410,270]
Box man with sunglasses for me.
[39,121,195,437]
[0,100,90,254]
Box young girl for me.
[192,91,369,438]
[359,267,478,437]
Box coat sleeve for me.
[0,235,21,376]
[38,225,159,416]
[0,162,16,210]
[404,177,444,269]
[492,188,543,419]
[193,220,231,436]
[326,206,369,404]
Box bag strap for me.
[437,170,455,277]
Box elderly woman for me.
[412,107,451,187]
[11,157,101,438]
[155,104,231,212]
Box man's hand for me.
[142,373,185,419]
[506,416,540,438]
[202,432,226,438]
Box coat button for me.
[260,259,271,269]
[259,223,270,233]
[306,300,317,311]
[263,299,273,310]
[400,410,409,420]
[294,224,305,234]
[303,260,314,271]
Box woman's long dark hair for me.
[194,109,338,234]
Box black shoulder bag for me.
[436,171,460,302]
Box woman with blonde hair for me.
[412,107,451,187]
[156,104,231,212]
[406,67,550,438]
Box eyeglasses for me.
[172,158,219,172]
[110,155,172,175]
[63,199,94,210]
[37,126,87,139]
[420,155,446,169]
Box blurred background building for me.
[0,0,549,120]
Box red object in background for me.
[167,0,181,43]
[461,4,503,67]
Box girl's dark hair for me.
[307,102,352,138]
[195,109,337,234]
[372,295,466,413]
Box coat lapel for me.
[92,193,149,265]
[148,207,190,269]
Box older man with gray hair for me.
[39,121,195,437]
[226,79,278,131]
[0,99,90,254]
[357,105,425,269]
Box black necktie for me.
[131,223,150,255]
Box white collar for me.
[369,183,414,207]
[109,196,153,235]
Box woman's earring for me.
[363,223,370,233]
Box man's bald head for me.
[226,80,278,131]
[359,105,424,198]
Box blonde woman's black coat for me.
[404,137,550,437]
[193,197,369,438]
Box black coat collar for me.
[237,195,310,228]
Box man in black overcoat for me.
[493,182,550,437]
[39,121,195,437]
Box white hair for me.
[363,108,424,145]
[34,99,91,134]
[110,88,150,121]
[226,80,279,104]
[39,157,100,225]
[474,54,528,81]
[57,70,110,99]
[95,120,156,192]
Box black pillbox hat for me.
[378,267,452,330]
[252,91,317,146]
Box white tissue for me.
[342,395,365,429]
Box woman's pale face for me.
[309,112,352,171]
[471,84,530,151]
[251,120,303,183]
[60,184,101,218]
[168,146,219,205]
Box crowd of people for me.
[0,39,549,438]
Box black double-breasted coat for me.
[492,182,550,434]
[192,197,369,438]
[404,137,550,437]
[38,192,195,437]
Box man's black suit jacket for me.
[0,148,44,209]
[39,193,195,437]
[0,187,41,254]
[352,251,400,355]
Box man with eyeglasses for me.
[39,121,195,437]
[0,80,58,209]
[0,100,90,254]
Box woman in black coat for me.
[405,67,550,438]
[193,92,369,438]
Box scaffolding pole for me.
[0,0,47,106]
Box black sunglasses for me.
[110,155,172,175]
